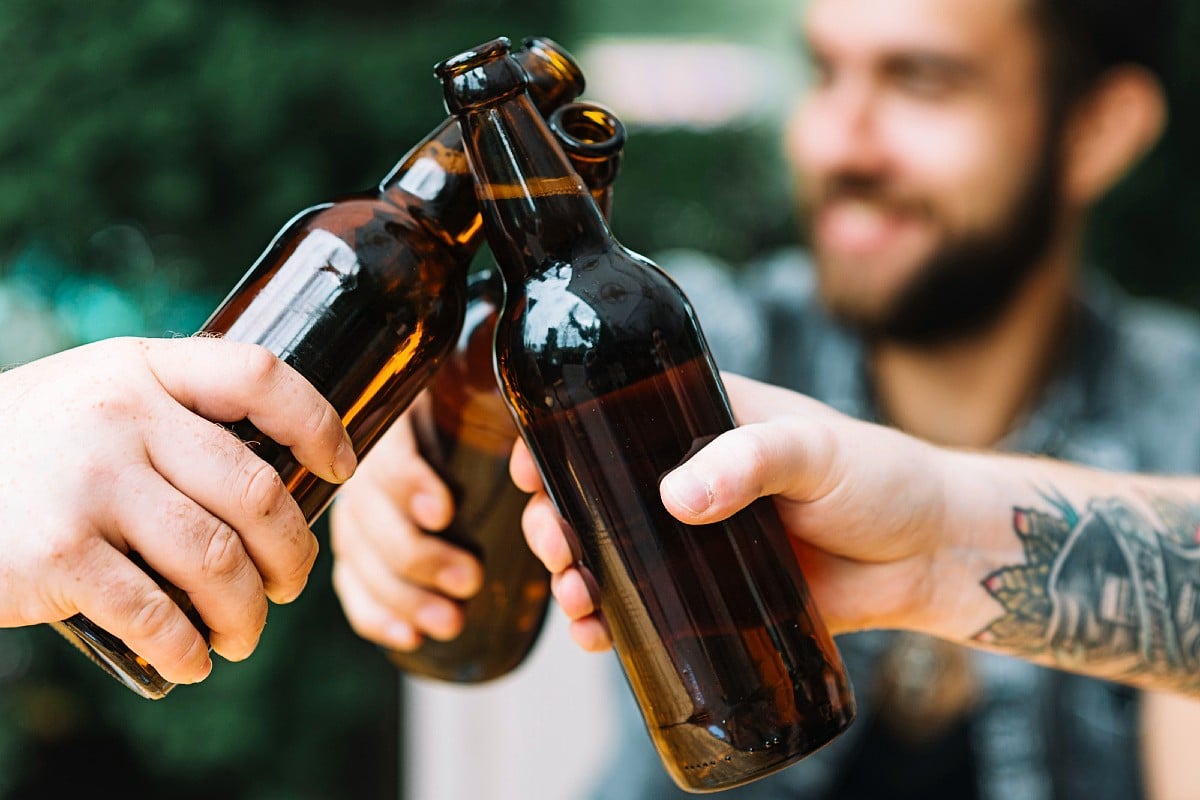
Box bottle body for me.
[205,195,466,520]
[53,35,586,700]
[495,245,856,791]
[438,38,855,791]
[394,101,625,684]
[394,269,548,682]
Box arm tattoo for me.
[975,491,1200,687]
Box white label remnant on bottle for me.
[224,228,361,357]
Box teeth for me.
[841,200,882,217]
[836,201,886,235]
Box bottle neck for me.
[378,117,481,258]
[458,93,614,282]
[377,44,584,260]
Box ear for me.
[1060,66,1167,206]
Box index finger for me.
[141,337,356,484]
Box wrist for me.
[912,446,1022,643]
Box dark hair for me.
[1029,0,1175,108]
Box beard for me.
[805,139,1062,348]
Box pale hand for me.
[0,336,357,685]
[329,395,483,653]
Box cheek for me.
[880,105,1034,228]
[786,96,838,182]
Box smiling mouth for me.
[815,199,925,258]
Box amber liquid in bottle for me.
[394,102,625,683]
[439,39,855,792]
[50,36,586,701]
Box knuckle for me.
[103,336,144,363]
[239,459,287,520]
[199,519,246,582]
[87,382,141,426]
[737,426,776,492]
[123,587,184,645]
[237,344,282,389]
[76,451,119,492]
[44,523,95,568]
[303,399,338,444]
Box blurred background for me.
[0,1,1198,798]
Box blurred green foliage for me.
[0,0,1198,798]
[0,0,563,295]
[0,2,574,799]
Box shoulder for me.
[1113,295,1200,367]
[1086,275,1200,471]
[1095,276,1200,384]
[654,247,821,378]
[655,246,821,316]
[741,247,821,310]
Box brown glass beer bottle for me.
[394,101,626,683]
[49,37,586,701]
[438,38,855,792]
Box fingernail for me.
[416,604,458,640]
[661,469,713,515]
[438,564,481,599]
[386,621,418,651]
[331,433,357,482]
[269,575,309,605]
[412,493,445,530]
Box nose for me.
[787,77,888,180]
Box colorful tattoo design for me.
[976,490,1200,686]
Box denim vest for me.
[588,248,1200,800]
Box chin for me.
[816,258,914,320]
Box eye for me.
[898,67,952,97]
[887,57,971,99]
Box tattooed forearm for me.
[975,490,1200,688]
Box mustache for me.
[802,173,933,218]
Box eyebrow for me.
[797,27,983,83]
[880,51,983,84]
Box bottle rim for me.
[434,37,512,78]
[549,102,627,159]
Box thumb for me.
[659,419,837,524]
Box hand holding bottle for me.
[0,336,355,686]
[330,101,625,683]
[520,371,1200,700]
[330,404,482,652]
[514,372,956,650]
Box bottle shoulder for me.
[513,247,690,316]
[498,248,708,373]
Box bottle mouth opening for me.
[434,37,512,78]
[521,35,587,98]
[549,102,627,158]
